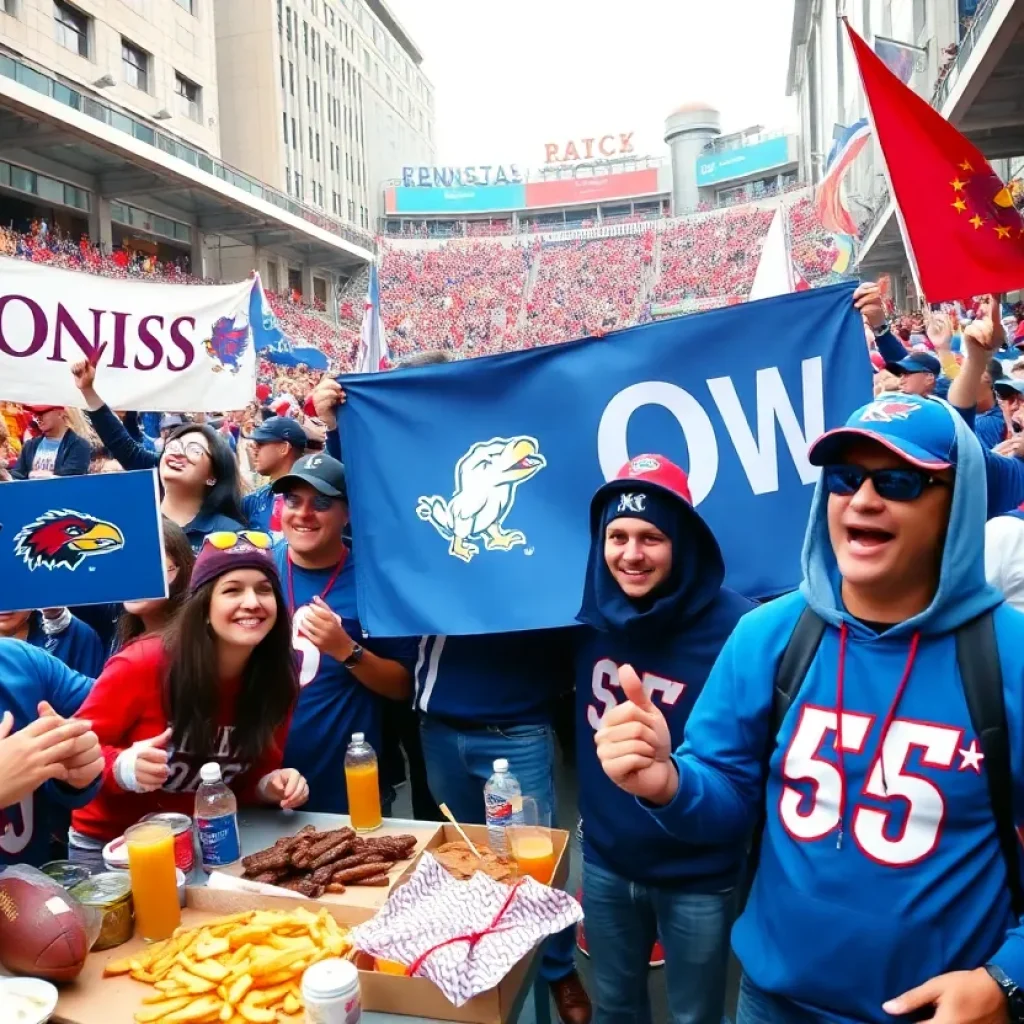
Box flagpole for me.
[843,17,927,302]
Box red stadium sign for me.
[544,133,635,164]
[525,168,659,209]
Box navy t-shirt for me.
[273,544,417,813]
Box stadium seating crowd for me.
[2,192,848,377]
[521,233,654,347]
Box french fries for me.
[104,909,352,1023]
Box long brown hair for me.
[115,518,195,650]
[161,571,297,763]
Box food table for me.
[231,811,550,1024]
[51,809,553,1024]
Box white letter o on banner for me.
[597,382,719,506]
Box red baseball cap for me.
[25,405,64,414]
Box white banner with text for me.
[0,257,257,411]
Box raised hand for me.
[116,727,173,793]
[594,665,677,805]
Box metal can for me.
[40,860,92,890]
[70,872,134,951]
[141,812,195,874]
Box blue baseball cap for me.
[808,394,955,470]
[885,352,942,377]
[245,415,307,449]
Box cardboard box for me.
[220,821,442,910]
[54,825,570,1024]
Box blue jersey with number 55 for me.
[273,544,418,813]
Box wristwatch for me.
[872,321,891,338]
[343,643,364,668]
[984,964,1024,1022]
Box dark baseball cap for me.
[994,379,1024,399]
[885,352,942,377]
[245,415,307,450]
[272,452,347,500]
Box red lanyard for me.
[286,549,347,614]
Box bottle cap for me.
[200,762,222,785]
[351,732,365,745]
[493,758,509,773]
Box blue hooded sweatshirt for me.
[0,638,98,866]
[644,402,1024,1021]
[574,456,753,888]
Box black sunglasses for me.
[823,464,951,502]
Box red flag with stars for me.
[845,21,1024,302]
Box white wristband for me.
[113,747,145,793]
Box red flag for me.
[845,21,1024,301]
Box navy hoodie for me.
[573,457,753,888]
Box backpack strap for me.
[956,611,1024,917]
[771,606,827,740]
[742,605,826,905]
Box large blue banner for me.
[0,470,166,612]
[339,283,870,637]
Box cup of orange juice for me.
[124,821,181,942]
[508,797,556,884]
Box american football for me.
[0,876,89,982]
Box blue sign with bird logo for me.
[339,283,871,637]
[0,469,166,612]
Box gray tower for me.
[664,103,722,214]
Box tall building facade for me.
[214,0,435,236]
[1,0,221,156]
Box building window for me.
[54,1,89,57]
[289,61,295,94]
[173,0,194,12]
[280,56,285,87]
[286,7,292,41]
[282,112,288,144]
[303,21,309,55]
[122,40,149,91]
[347,198,355,220]
[2,0,16,16]
[291,117,297,147]
[175,73,200,120]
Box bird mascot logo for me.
[416,437,546,563]
[13,509,125,571]
[203,312,251,374]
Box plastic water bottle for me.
[195,762,241,872]
[484,759,523,855]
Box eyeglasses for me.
[164,438,210,463]
[823,464,951,502]
[205,530,274,550]
[283,492,335,512]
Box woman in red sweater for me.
[70,532,308,859]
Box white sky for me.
[386,0,798,170]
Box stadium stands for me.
[2,193,848,376]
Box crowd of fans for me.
[521,233,654,347]
[2,192,849,379]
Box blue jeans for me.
[736,975,820,1024]
[582,859,733,1024]
[419,716,576,983]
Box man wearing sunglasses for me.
[596,392,1024,1024]
[269,453,417,814]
